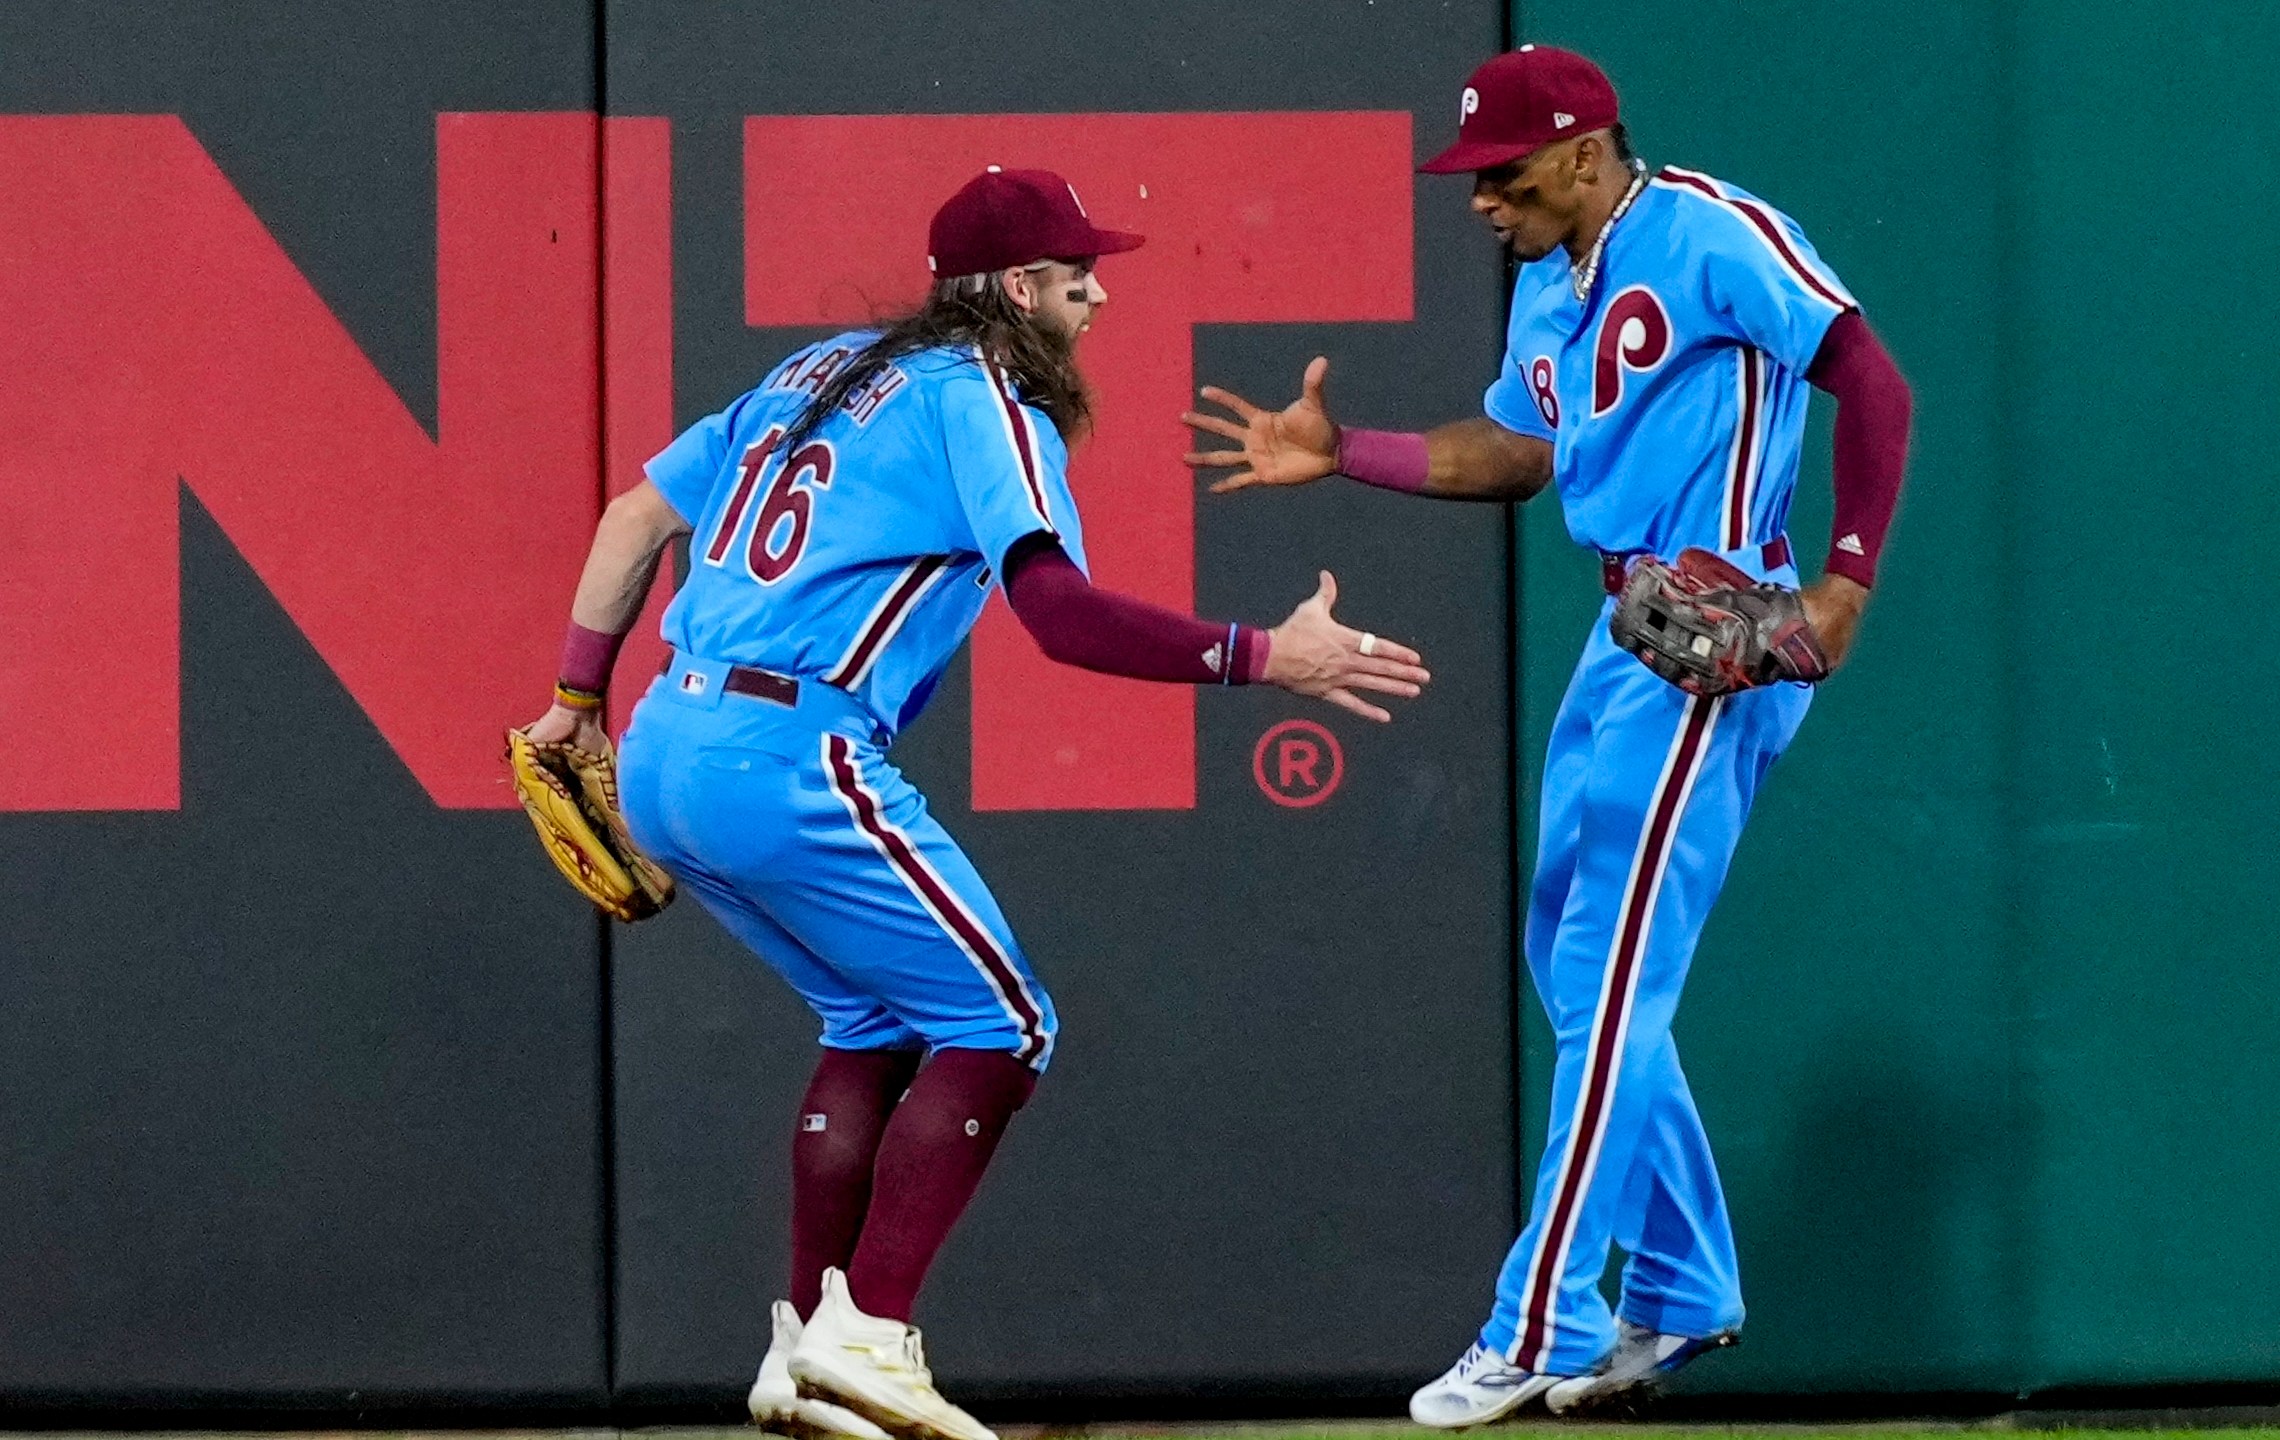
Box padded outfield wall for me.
[0,0,1511,1413]
[1,0,2276,1416]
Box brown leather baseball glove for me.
[505,727,676,921]
[1609,548,1831,697]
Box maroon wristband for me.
[1336,427,1431,493]
[558,621,628,695]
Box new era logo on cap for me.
[1554,111,1576,128]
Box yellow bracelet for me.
[554,683,605,712]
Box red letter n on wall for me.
[745,113,1412,811]
[0,114,671,810]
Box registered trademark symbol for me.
[1253,719,1344,808]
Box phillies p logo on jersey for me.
[1591,285,1672,416]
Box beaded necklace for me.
[1570,159,1650,303]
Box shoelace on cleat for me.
[1456,1342,1529,1387]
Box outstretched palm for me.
[1182,355,1341,494]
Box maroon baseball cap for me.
[927,166,1144,277]
[1419,44,1621,174]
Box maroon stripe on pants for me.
[825,554,947,688]
[1515,696,1716,1368]
[824,735,1045,1062]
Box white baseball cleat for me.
[749,1298,893,1440]
[789,1268,997,1440]
[1407,1340,1560,1429]
[1543,1319,1739,1415]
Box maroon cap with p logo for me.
[1419,44,1621,174]
[926,166,1145,278]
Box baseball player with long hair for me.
[1185,45,1913,1422]
[520,167,1428,1440]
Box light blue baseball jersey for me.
[644,334,1088,737]
[1464,166,1858,1374]
[1484,165,1855,563]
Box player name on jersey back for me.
[766,338,912,428]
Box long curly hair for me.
[783,272,1091,454]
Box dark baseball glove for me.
[505,727,676,921]
[1609,548,1831,697]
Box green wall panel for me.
[1506,0,2279,1396]
[2012,0,2280,1388]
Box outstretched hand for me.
[1264,570,1431,723]
[1183,355,1342,494]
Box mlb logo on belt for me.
[680,671,709,695]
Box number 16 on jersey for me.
[702,426,838,585]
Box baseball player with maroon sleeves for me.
[1185,45,1913,1423]
[519,167,1427,1440]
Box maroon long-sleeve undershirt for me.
[1806,309,1914,589]
[1001,536,1268,685]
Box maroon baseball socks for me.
[787,1045,1037,1323]
[788,1047,925,1318]
[843,1047,1038,1322]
